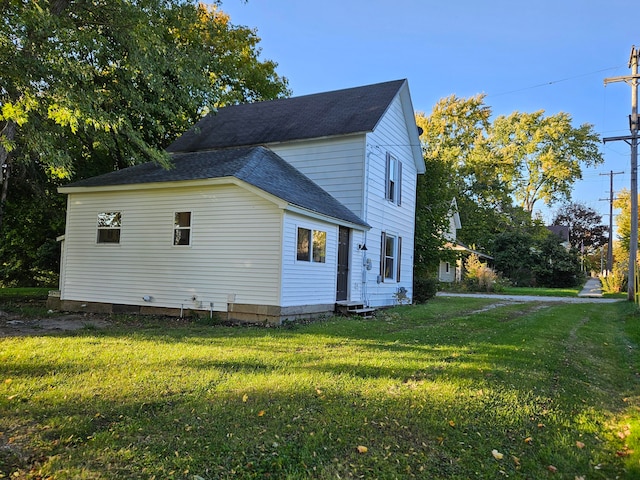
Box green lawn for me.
[1,296,639,479]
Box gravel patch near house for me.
[0,310,111,336]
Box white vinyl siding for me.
[270,136,366,217]
[363,94,418,306]
[281,213,338,307]
[60,184,283,311]
[439,261,456,283]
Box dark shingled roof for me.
[64,146,369,228]
[547,225,570,243]
[167,79,407,152]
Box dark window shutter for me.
[397,161,402,206]
[380,231,386,281]
[397,236,402,282]
[384,153,390,200]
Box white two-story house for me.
[52,79,425,323]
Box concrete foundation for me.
[48,292,335,325]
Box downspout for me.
[362,147,372,306]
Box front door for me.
[336,227,350,301]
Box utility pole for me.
[599,170,624,274]
[604,46,640,302]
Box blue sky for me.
[220,0,637,223]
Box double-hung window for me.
[380,232,402,282]
[385,153,402,205]
[173,212,192,246]
[297,227,326,263]
[97,212,121,244]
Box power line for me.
[489,65,626,99]
[603,46,640,302]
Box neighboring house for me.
[51,79,425,324]
[437,199,493,283]
[438,199,462,283]
[547,225,571,249]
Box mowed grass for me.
[1,297,640,479]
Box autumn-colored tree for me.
[490,111,603,214]
[613,188,638,256]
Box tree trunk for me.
[0,120,17,232]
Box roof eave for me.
[398,80,426,174]
[58,176,369,230]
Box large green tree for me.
[413,96,493,276]
[0,0,289,229]
[0,0,289,285]
[490,111,603,214]
[415,96,528,259]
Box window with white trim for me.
[97,212,121,244]
[385,153,402,205]
[297,227,326,263]
[380,232,402,282]
[173,212,192,246]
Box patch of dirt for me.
[0,310,112,337]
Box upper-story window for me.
[385,153,402,205]
[97,212,121,244]
[173,212,192,246]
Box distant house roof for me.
[448,241,494,260]
[547,225,570,243]
[61,146,369,229]
[167,79,410,153]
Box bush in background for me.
[413,277,439,303]
[463,254,502,292]
[599,259,628,294]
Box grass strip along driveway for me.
[1,297,639,479]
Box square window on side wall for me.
[97,212,121,244]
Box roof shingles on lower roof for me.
[167,79,407,152]
[63,146,369,228]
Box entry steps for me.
[335,301,376,318]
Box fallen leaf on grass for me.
[257,410,265,417]
[575,441,585,449]
[548,465,557,473]
[4,378,11,385]
[524,437,532,444]
[491,449,504,460]
[448,420,455,427]
[617,425,631,439]
[512,456,520,466]
[357,445,368,453]
[616,446,633,457]
[242,394,248,403]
